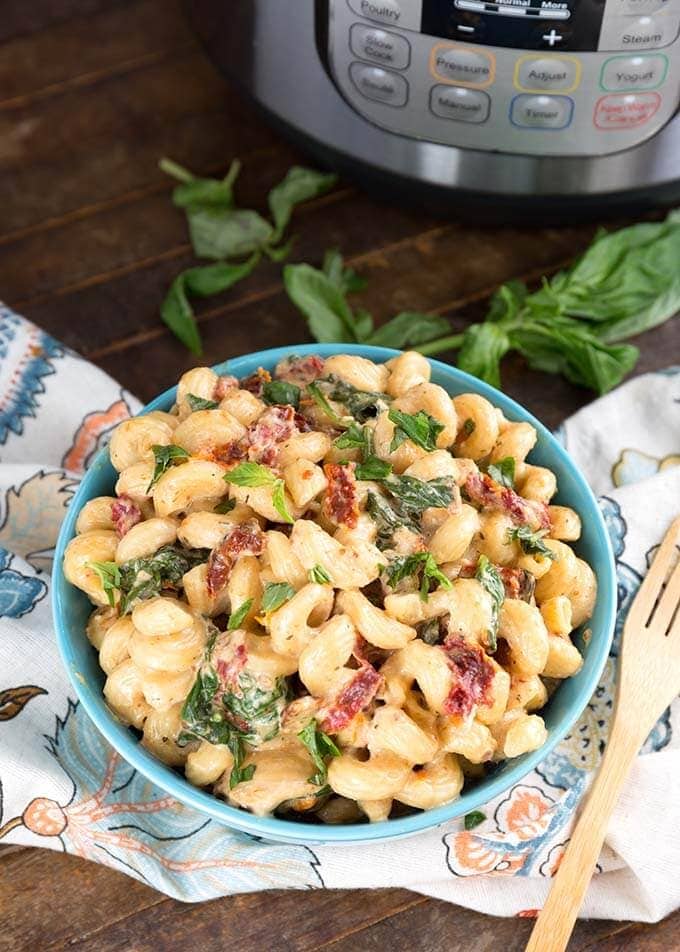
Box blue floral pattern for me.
[0,548,47,618]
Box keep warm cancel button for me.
[594,92,661,129]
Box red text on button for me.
[593,92,661,129]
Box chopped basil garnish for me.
[388,408,445,453]
[507,525,556,560]
[462,418,476,437]
[227,598,253,630]
[89,561,121,607]
[306,381,343,423]
[147,443,190,491]
[385,551,452,601]
[213,498,236,514]
[117,544,207,614]
[464,810,486,830]
[186,393,219,411]
[355,456,392,481]
[261,581,296,613]
[298,719,341,786]
[223,462,293,524]
[308,564,331,584]
[475,554,504,652]
[487,456,516,488]
[262,379,301,408]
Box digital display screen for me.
[420,0,605,51]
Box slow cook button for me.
[430,44,495,88]
[515,56,581,92]
[594,91,661,129]
[350,23,411,69]
[349,62,409,105]
[429,85,491,123]
[600,53,668,90]
[510,94,574,128]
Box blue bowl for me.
[53,344,616,845]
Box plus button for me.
[543,28,563,46]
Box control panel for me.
[326,0,680,155]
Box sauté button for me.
[349,62,409,105]
[600,53,668,90]
[510,94,574,128]
[429,85,491,123]
[593,91,661,129]
[350,23,411,69]
[515,56,581,92]
[430,44,495,88]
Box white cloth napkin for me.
[0,303,678,919]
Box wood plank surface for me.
[0,1,677,950]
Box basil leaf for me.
[147,444,190,491]
[189,207,274,261]
[160,157,240,210]
[223,462,278,488]
[366,311,451,348]
[267,166,338,243]
[383,475,454,513]
[187,393,219,411]
[89,561,121,607]
[263,380,301,409]
[272,479,294,524]
[213,498,236,514]
[227,598,254,630]
[160,255,260,355]
[462,418,476,436]
[298,719,340,785]
[322,249,367,294]
[366,490,408,549]
[456,322,511,390]
[261,581,296,614]
[283,263,358,344]
[118,544,207,615]
[334,421,370,454]
[464,810,486,830]
[487,456,516,488]
[475,554,504,652]
[230,763,256,788]
[507,525,556,560]
[388,408,445,453]
[327,378,388,423]
[385,551,452,601]
[306,381,344,423]
[355,457,393,481]
[308,563,331,584]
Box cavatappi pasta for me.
[65,351,596,823]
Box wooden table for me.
[1,2,678,949]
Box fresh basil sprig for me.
[186,393,219,411]
[297,719,341,786]
[261,581,296,614]
[487,456,516,488]
[147,444,190,491]
[223,462,293,524]
[385,551,452,601]
[507,525,556,560]
[159,158,337,354]
[388,408,444,453]
[89,561,121,607]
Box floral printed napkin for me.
[0,302,678,921]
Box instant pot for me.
[186,0,680,217]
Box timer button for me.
[349,62,409,106]
[430,43,495,88]
[600,53,668,90]
[510,93,574,128]
[429,85,491,123]
[350,23,411,69]
[515,55,581,92]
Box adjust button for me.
[350,23,411,69]
[510,94,574,129]
[349,62,409,106]
[430,85,491,123]
[430,43,495,88]
[600,53,668,90]
[594,91,661,129]
[515,55,581,92]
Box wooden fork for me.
[526,516,680,952]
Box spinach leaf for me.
[327,378,389,422]
[355,456,392,481]
[365,490,411,549]
[261,581,296,613]
[388,408,445,452]
[383,475,455,514]
[147,444,190,491]
[507,525,556,560]
[297,719,341,785]
[475,554,504,652]
[262,379,301,408]
[118,544,207,614]
[487,456,516,488]
[306,380,345,423]
[334,421,371,456]
[223,672,289,746]
[213,498,236,514]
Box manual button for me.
[600,53,668,90]
[515,56,580,92]
[350,23,411,69]
[349,62,409,106]
[430,85,491,123]
[430,43,495,88]
[510,94,574,129]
